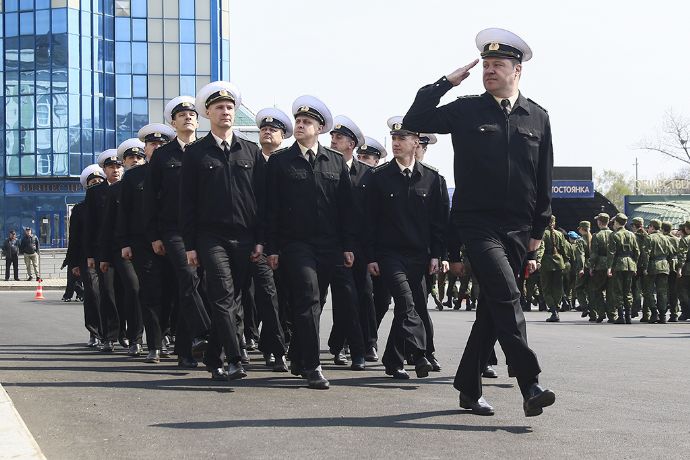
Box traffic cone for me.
[34,281,45,300]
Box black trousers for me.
[454,227,541,400]
[373,274,392,327]
[242,277,260,342]
[111,252,144,344]
[196,232,251,365]
[378,251,427,370]
[274,267,293,345]
[96,257,121,342]
[63,269,84,299]
[250,255,287,357]
[325,263,365,359]
[5,254,19,280]
[281,242,360,371]
[130,239,166,350]
[81,264,102,339]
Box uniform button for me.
[390,193,394,197]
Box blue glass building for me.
[1,0,256,247]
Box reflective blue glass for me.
[81,69,92,94]
[53,95,69,128]
[6,73,20,98]
[132,18,146,41]
[52,34,68,67]
[7,156,20,176]
[179,75,195,97]
[94,14,103,38]
[68,34,80,68]
[36,0,49,9]
[104,98,115,129]
[114,41,131,73]
[116,131,130,145]
[93,130,104,154]
[20,96,35,129]
[35,70,51,94]
[93,39,103,71]
[36,10,50,34]
[93,0,103,15]
[69,96,81,128]
[36,129,51,153]
[19,11,34,35]
[81,11,91,36]
[6,13,19,36]
[81,36,92,70]
[105,131,115,149]
[81,96,92,129]
[81,130,93,155]
[179,44,195,75]
[52,9,67,34]
[69,128,80,153]
[104,41,114,72]
[53,128,68,153]
[104,15,114,40]
[115,74,131,98]
[5,0,19,11]
[52,68,68,93]
[70,155,82,176]
[68,8,79,33]
[19,70,34,95]
[115,17,130,41]
[19,36,35,71]
[179,20,194,43]
[6,130,20,154]
[104,0,114,15]
[19,0,33,9]
[132,75,147,97]
[116,99,131,131]
[20,129,35,152]
[35,35,50,70]
[131,42,147,74]
[104,73,114,96]
[53,153,69,175]
[93,97,103,130]
[179,0,195,19]
[131,0,146,17]
[132,99,147,128]
[21,155,36,176]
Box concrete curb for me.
[0,384,46,459]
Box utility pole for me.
[634,157,639,195]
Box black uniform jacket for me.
[84,180,111,260]
[117,163,149,249]
[364,159,446,263]
[265,142,355,256]
[98,180,123,262]
[144,138,184,243]
[403,77,553,241]
[349,159,373,246]
[179,132,264,251]
[66,201,85,268]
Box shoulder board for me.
[270,147,290,156]
[527,98,549,113]
[323,146,343,156]
[419,161,438,172]
[371,163,389,173]
[456,94,481,99]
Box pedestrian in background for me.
[19,227,41,282]
[2,230,20,281]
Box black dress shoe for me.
[210,367,228,381]
[385,368,410,379]
[350,356,365,371]
[414,356,433,378]
[227,362,247,380]
[427,355,442,372]
[482,365,498,378]
[273,355,288,372]
[160,345,171,358]
[145,349,161,363]
[365,347,379,362]
[290,362,306,378]
[62,296,71,302]
[240,348,251,364]
[191,337,208,358]
[100,341,115,352]
[459,392,495,416]
[86,336,99,348]
[178,356,198,368]
[523,383,556,417]
[246,338,257,351]
[333,352,348,365]
[119,337,130,349]
[264,353,276,367]
[306,370,329,389]
[127,344,143,357]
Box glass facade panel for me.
[179,43,195,75]
[21,129,35,153]
[131,0,146,17]
[114,41,131,73]
[115,16,130,41]
[132,18,146,41]
[131,41,147,73]
[20,95,35,128]
[5,13,19,37]
[147,42,162,74]
[132,74,146,97]
[179,19,194,43]
[147,18,162,42]
[52,9,67,34]
[163,43,179,75]
[21,155,36,176]
[147,74,162,98]
[20,11,34,35]
[147,0,161,18]
[179,75,194,97]
[131,98,146,128]
[36,10,50,34]
[195,44,210,75]
[163,19,178,42]
[115,73,131,98]
[179,0,194,19]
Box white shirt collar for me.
[211,131,234,149]
[177,137,187,150]
[346,158,353,169]
[262,153,270,162]
[493,92,519,111]
[395,158,415,174]
[297,141,319,158]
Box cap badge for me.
[265,116,273,122]
[154,132,162,138]
[181,102,191,107]
[361,145,368,150]
[393,123,402,130]
[131,147,139,152]
[298,106,310,113]
[335,124,342,129]
[219,90,229,97]
[489,43,500,51]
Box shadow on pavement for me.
[151,409,533,434]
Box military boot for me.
[538,299,548,312]
[624,308,632,324]
[614,308,626,324]
[546,307,560,322]
[649,310,659,323]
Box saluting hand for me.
[446,59,479,86]
[186,250,200,267]
[267,254,279,270]
[343,252,354,268]
[368,262,380,277]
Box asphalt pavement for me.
[1,291,690,459]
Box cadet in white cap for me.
[327,114,369,368]
[415,133,437,162]
[357,136,387,167]
[144,95,208,368]
[403,27,555,417]
[117,138,146,170]
[79,164,105,189]
[264,94,356,389]
[137,123,175,161]
[180,79,264,381]
[256,107,293,162]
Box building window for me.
[115,0,130,16]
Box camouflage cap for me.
[632,216,644,226]
[614,213,628,225]
[649,219,661,229]
[578,220,591,229]
[661,221,672,233]
[595,212,610,222]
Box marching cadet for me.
[247,107,295,372]
[99,140,148,357]
[326,115,373,365]
[589,213,613,323]
[68,165,106,347]
[143,96,212,369]
[606,213,640,324]
[356,136,387,167]
[84,149,124,352]
[404,27,555,416]
[661,222,680,321]
[675,221,690,321]
[631,217,648,319]
[562,231,577,311]
[264,95,356,390]
[118,125,176,363]
[540,216,567,322]
[180,81,264,381]
[575,221,592,319]
[365,116,444,380]
[640,219,673,323]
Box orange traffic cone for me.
[34,281,45,300]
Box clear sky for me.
[228,0,689,187]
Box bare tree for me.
[637,109,690,165]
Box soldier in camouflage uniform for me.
[590,213,614,322]
[575,221,592,318]
[561,232,577,312]
[675,221,690,321]
[630,217,648,319]
[640,219,673,323]
[539,216,568,322]
[661,222,680,321]
[606,213,640,324]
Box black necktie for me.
[307,149,316,167]
[221,140,230,154]
[403,168,411,182]
[501,98,511,117]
